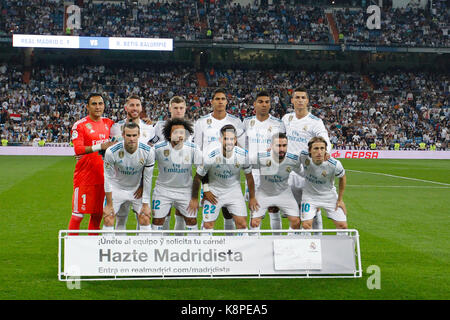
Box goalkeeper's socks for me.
[68,213,83,235]
[88,213,102,235]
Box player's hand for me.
[141,118,153,125]
[134,185,143,199]
[102,140,118,150]
[103,204,115,224]
[140,203,151,217]
[249,197,260,213]
[336,200,347,215]
[203,191,218,205]
[325,152,331,161]
[187,198,199,216]
[74,155,82,161]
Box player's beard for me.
[278,151,286,161]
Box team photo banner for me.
[12,34,173,51]
[59,231,361,280]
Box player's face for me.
[211,93,227,112]
[125,99,142,120]
[291,91,309,112]
[123,127,140,152]
[309,142,327,164]
[170,125,186,146]
[221,131,237,153]
[169,102,186,119]
[272,138,288,160]
[254,96,271,117]
[86,96,105,120]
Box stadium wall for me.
[1,147,449,159]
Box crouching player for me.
[150,118,202,235]
[102,122,155,234]
[250,133,301,234]
[189,124,259,235]
[300,137,348,231]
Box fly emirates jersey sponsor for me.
[255,151,302,195]
[196,146,251,196]
[282,112,331,154]
[154,141,202,192]
[71,116,114,186]
[193,113,245,151]
[299,151,345,205]
[243,115,285,165]
[103,142,155,204]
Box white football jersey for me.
[154,140,202,192]
[282,112,331,154]
[196,146,251,196]
[193,113,245,152]
[149,120,193,145]
[299,151,345,205]
[243,115,285,165]
[110,119,156,144]
[104,142,155,204]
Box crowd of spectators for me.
[1,0,448,47]
[1,62,448,150]
[334,0,449,47]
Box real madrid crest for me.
[322,170,327,177]
[139,158,145,165]
[250,119,255,127]
[303,125,308,131]
[207,119,212,126]
[119,151,124,159]
[235,163,240,168]
[266,160,271,167]
[268,126,272,132]
[288,115,293,122]
[164,149,170,157]
[215,157,221,164]
[286,166,291,173]
[86,123,92,130]
[305,159,310,166]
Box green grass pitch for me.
[0,156,449,300]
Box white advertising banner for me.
[60,232,360,279]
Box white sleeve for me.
[142,148,155,204]
[334,160,345,178]
[236,119,245,148]
[103,148,115,193]
[193,120,203,150]
[110,123,122,141]
[314,121,332,153]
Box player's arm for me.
[335,161,347,214]
[314,122,332,159]
[140,149,155,217]
[103,150,115,218]
[244,162,259,211]
[187,173,203,215]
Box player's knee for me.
[203,221,214,229]
[152,217,165,226]
[234,218,247,229]
[268,206,279,213]
[302,220,313,229]
[184,217,197,225]
[336,221,348,229]
[290,218,301,229]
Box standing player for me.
[150,96,191,232]
[148,118,202,235]
[109,95,155,231]
[299,137,348,230]
[102,122,155,233]
[282,87,332,231]
[68,93,115,234]
[250,133,301,234]
[243,90,285,232]
[193,88,245,232]
[189,125,258,235]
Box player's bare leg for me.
[102,211,115,236]
[183,216,199,236]
[151,217,165,236]
[174,209,186,234]
[232,214,248,236]
[287,216,301,236]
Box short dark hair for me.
[271,132,288,144]
[256,90,270,99]
[86,92,104,105]
[220,124,236,137]
[293,87,309,99]
[212,88,227,99]
[162,118,194,142]
[125,95,141,104]
[122,121,140,134]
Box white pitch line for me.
[347,169,450,186]
[347,185,450,189]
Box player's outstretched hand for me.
[187,198,199,216]
[336,200,347,215]
[203,191,218,205]
[134,185,143,199]
[140,203,151,218]
[249,197,260,213]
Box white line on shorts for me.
[347,169,450,186]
